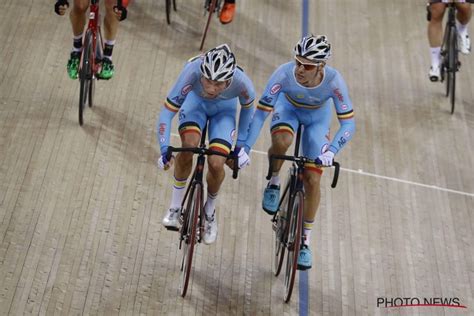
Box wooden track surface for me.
[0,0,473,314]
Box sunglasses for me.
[294,57,322,70]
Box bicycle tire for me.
[283,191,303,303]
[79,30,93,126]
[199,0,217,51]
[272,181,290,276]
[166,0,171,24]
[449,27,457,114]
[179,182,201,297]
[173,0,177,11]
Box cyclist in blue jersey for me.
[157,44,255,244]
[243,35,356,270]
[428,0,472,81]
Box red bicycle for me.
[55,0,127,125]
[76,0,126,125]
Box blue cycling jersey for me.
[157,55,256,154]
[244,61,355,155]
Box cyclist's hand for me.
[235,147,250,169]
[157,152,174,170]
[317,150,334,166]
[114,5,128,21]
[54,0,69,15]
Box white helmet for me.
[294,35,331,61]
[200,44,236,81]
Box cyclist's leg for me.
[202,98,237,244]
[428,1,446,81]
[263,96,298,214]
[455,2,472,54]
[297,104,331,269]
[99,0,122,79]
[67,0,89,79]
[163,93,206,228]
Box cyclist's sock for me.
[269,174,280,186]
[72,34,83,53]
[103,39,116,61]
[303,220,314,246]
[205,191,218,218]
[430,47,441,68]
[170,176,187,209]
[456,20,468,37]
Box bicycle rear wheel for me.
[272,182,290,276]
[283,191,303,303]
[179,182,201,297]
[79,30,93,126]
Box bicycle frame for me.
[86,0,103,76]
[267,124,340,302]
[165,125,239,297]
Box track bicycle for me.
[427,1,461,114]
[77,0,127,125]
[165,125,239,297]
[266,124,340,302]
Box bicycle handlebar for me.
[166,146,240,179]
[265,154,340,188]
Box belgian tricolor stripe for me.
[304,163,323,175]
[209,139,231,155]
[271,123,294,136]
[164,98,180,112]
[257,101,273,112]
[179,122,201,136]
[241,101,254,109]
[285,94,322,109]
[337,109,354,120]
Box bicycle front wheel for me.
[272,182,290,276]
[79,30,93,126]
[283,191,303,303]
[179,182,201,297]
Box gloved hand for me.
[114,3,128,21]
[157,151,173,170]
[235,147,250,169]
[317,150,335,166]
[54,0,69,15]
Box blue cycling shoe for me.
[297,245,312,270]
[262,184,280,215]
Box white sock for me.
[169,176,187,209]
[269,174,280,186]
[456,20,468,37]
[303,220,314,246]
[205,192,218,219]
[430,47,441,68]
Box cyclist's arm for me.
[157,59,200,154]
[235,74,256,150]
[157,101,179,155]
[328,73,355,154]
[243,66,286,151]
